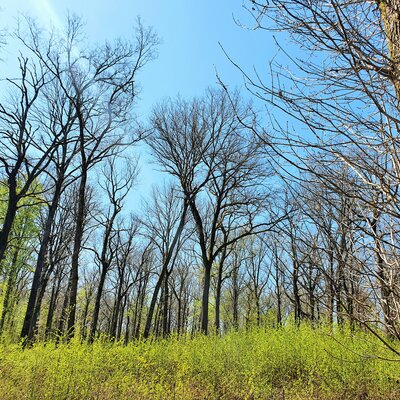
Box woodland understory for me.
[1,1,400,399]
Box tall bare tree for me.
[17,16,158,338]
[149,88,284,333]
[0,55,57,264]
[142,184,189,338]
[88,158,137,342]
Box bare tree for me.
[0,55,57,264]
[16,15,158,338]
[233,0,400,348]
[88,158,137,342]
[20,78,80,341]
[149,88,285,334]
[141,184,189,338]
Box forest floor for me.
[0,324,399,399]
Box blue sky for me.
[1,0,278,200]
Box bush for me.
[0,324,399,399]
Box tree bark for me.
[0,177,18,264]
[143,202,187,338]
[21,180,63,340]
[89,265,108,342]
[143,268,165,338]
[215,247,227,334]
[201,261,212,334]
[66,165,87,339]
[379,1,400,101]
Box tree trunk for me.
[162,273,170,337]
[371,210,396,336]
[0,269,17,334]
[89,265,108,342]
[116,295,127,341]
[232,261,239,330]
[28,272,52,339]
[327,242,335,326]
[255,291,261,327]
[143,268,165,338]
[200,261,212,334]
[0,243,20,334]
[274,249,282,326]
[21,180,63,340]
[66,168,87,339]
[124,314,130,345]
[110,269,124,339]
[45,272,62,339]
[0,178,18,264]
[134,272,148,338]
[144,202,187,338]
[379,1,400,101]
[215,248,227,334]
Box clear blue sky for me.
[1,0,278,200]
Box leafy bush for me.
[0,324,399,399]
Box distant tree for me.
[89,158,137,342]
[141,184,190,338]
[149,88,284,334]
[240,0,400,346]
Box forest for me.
[1,1,400,399]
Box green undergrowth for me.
[1,324,400,399]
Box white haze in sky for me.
[30,0,62,28]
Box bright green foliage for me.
[0,324,399,399]
[0,182,42,337]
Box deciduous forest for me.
[1,1,400,399]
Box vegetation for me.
[1,1,400,398]
[1,324,400,400]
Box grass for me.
[0,324,400,399]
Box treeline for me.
[1,1,400,350]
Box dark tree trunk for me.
[21,180,63,340]
[110,276,123,339]
[134,272,148,338]
[232,262,239,331]
[117,295,127,341]
[0,243,20,334]
[29,272,51,339]
[45,266,63,339]
[274,249,282,326]
[200,261,212,334]
[177,295,182,335]
[0,269,17,334]
[336,223,348,326]
[255,291,261,327]
[143,268,165,338]
[143,202,187,338]
[89,265,108,342]
[290,232,302,325]
[162,273,169,337]
[327,243,335,325]
[0,178,18,264]
[124,314,130,345]
[154,300,161,337]
[215,269,223,333]
[58,275,72,338]
[215,247,228,334]
[66,167,87,339]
